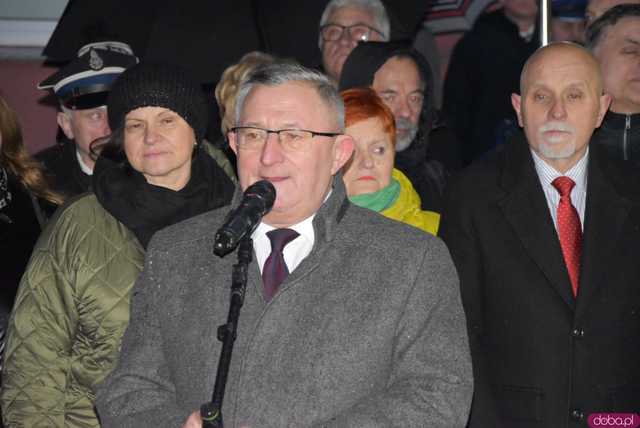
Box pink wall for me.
[0,60,59,155]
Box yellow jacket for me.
[382,169,440,236]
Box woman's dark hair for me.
[90,125,127,166]
[0,95,63,204]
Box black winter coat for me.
[591,110,640,166]
[0,169,55,332]
[440,134,640,427]
[443,10,540,165]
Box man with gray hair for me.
[36,41,137,196]
[584,0,640,26]
[319,0,390,84]
[586,4,640,163]
[96,63,472,428]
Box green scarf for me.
[348,178,400,212]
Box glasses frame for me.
[230,126,341,151]
[319,23,384,43]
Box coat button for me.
[571,328,584,338]
[570,409,584,421]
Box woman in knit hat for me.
[0,62,235,428]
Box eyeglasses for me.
[320,24,383,43]
[231,126,341,152]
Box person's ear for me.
[57,111,75,140]
[511,93,524,127]
[330,134,355,175]
[595,93,612,128]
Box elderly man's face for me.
[372,56,425,152]
[585,0,640,26]
[321,6,384,82]
[57,106,110,169]
[511,45,610,172]
[592,17,640,113]
[229,82,353,228]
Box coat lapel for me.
[575,151,632,318]
[497,136,576,310]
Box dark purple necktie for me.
[262,228,299,301]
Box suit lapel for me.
[497,136,576,310]
[575,152,632,318]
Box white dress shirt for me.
[531,148,588,232]
[252,215,315,274]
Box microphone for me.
[214,180,276,256]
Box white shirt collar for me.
[252,213,316,274]
[76,149,94,175]
[251,187,332,274]
[531,147,589,191]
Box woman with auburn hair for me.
[0,95,62,333]
[341,87,439,235]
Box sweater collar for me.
[600,110,640,130]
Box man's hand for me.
[180,410,202,428]
[180,409,251,428]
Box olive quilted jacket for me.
[0,194,144,427]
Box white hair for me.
[59,104,107,120]
[318,0,390,49]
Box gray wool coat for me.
[95,178,473,428]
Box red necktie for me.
[262,228,299,301]
[552,177,582,297]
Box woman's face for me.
[343,117,395,196]
[124,106,195,190]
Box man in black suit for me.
[441,42,640,427]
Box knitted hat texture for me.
[107,62,208,142]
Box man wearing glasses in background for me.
[318,0,390,84]
[96,63,472,428]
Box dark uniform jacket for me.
[35,140,91,198]
[440,134,640,427]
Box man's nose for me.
[396,97,412,120]
[260,132,285,165]
[337,28,356,47]
[549,99,567,120]
[99,115,111,137]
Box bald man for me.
[441,43,640,428]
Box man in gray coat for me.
[96,63,472,428]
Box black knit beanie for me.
[107,62,208,142]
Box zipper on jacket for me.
[623,114,631,160]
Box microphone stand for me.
[201,236,253,428]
